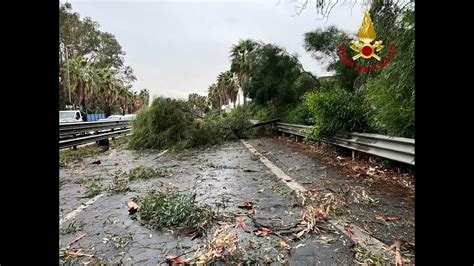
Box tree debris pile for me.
[135,191,215,234]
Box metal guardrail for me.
[59,120,132,149]
[274,122,415,166]
[276,122,312,137]
[60,120,130,137]
[250,118,281,128]
[59,128,131,149]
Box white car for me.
[122,114,137,121]
[60,110,84,124]
[99,115,124,121]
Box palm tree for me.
[96,68,118,116]
[116,85,131,116]
[216,71,238,108]
[188,93,207,117]
[207,83,220,111]
[230,39,258,105]
[129,90,138,113]
[138,88,150,107]
[68,56,97,112]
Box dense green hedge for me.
[303,87,373,139]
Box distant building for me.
[221,87,250,111]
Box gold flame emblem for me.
[350,11,384,60]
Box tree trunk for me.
[105,105,111,117]
[80,97,86,113]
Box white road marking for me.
[241,140,306,192]
[60,193,105,227]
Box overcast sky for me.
[61,0,366,99]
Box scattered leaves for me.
[84,182,103,198]
[192,229,240,264]
[128,166,172,181]
[234,217,247,230]
[312,235,334,244]
[66,232,87,248]
[344,224,353,237]
[375,215,400,222]
[255,227,271,236]
[251,154,260,161]
[108,170,129,192]
[165,255,187,265]
[67,251,93,258]
[278,240,291,250]
[363,221,374,235]
[248,240,261,249]
[387,239,403,266]
[238,201,254,209]
[103,234,132,249]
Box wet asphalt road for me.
[60,138,414,265]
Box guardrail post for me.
[352,150,355,161]
[98,138,110,150]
